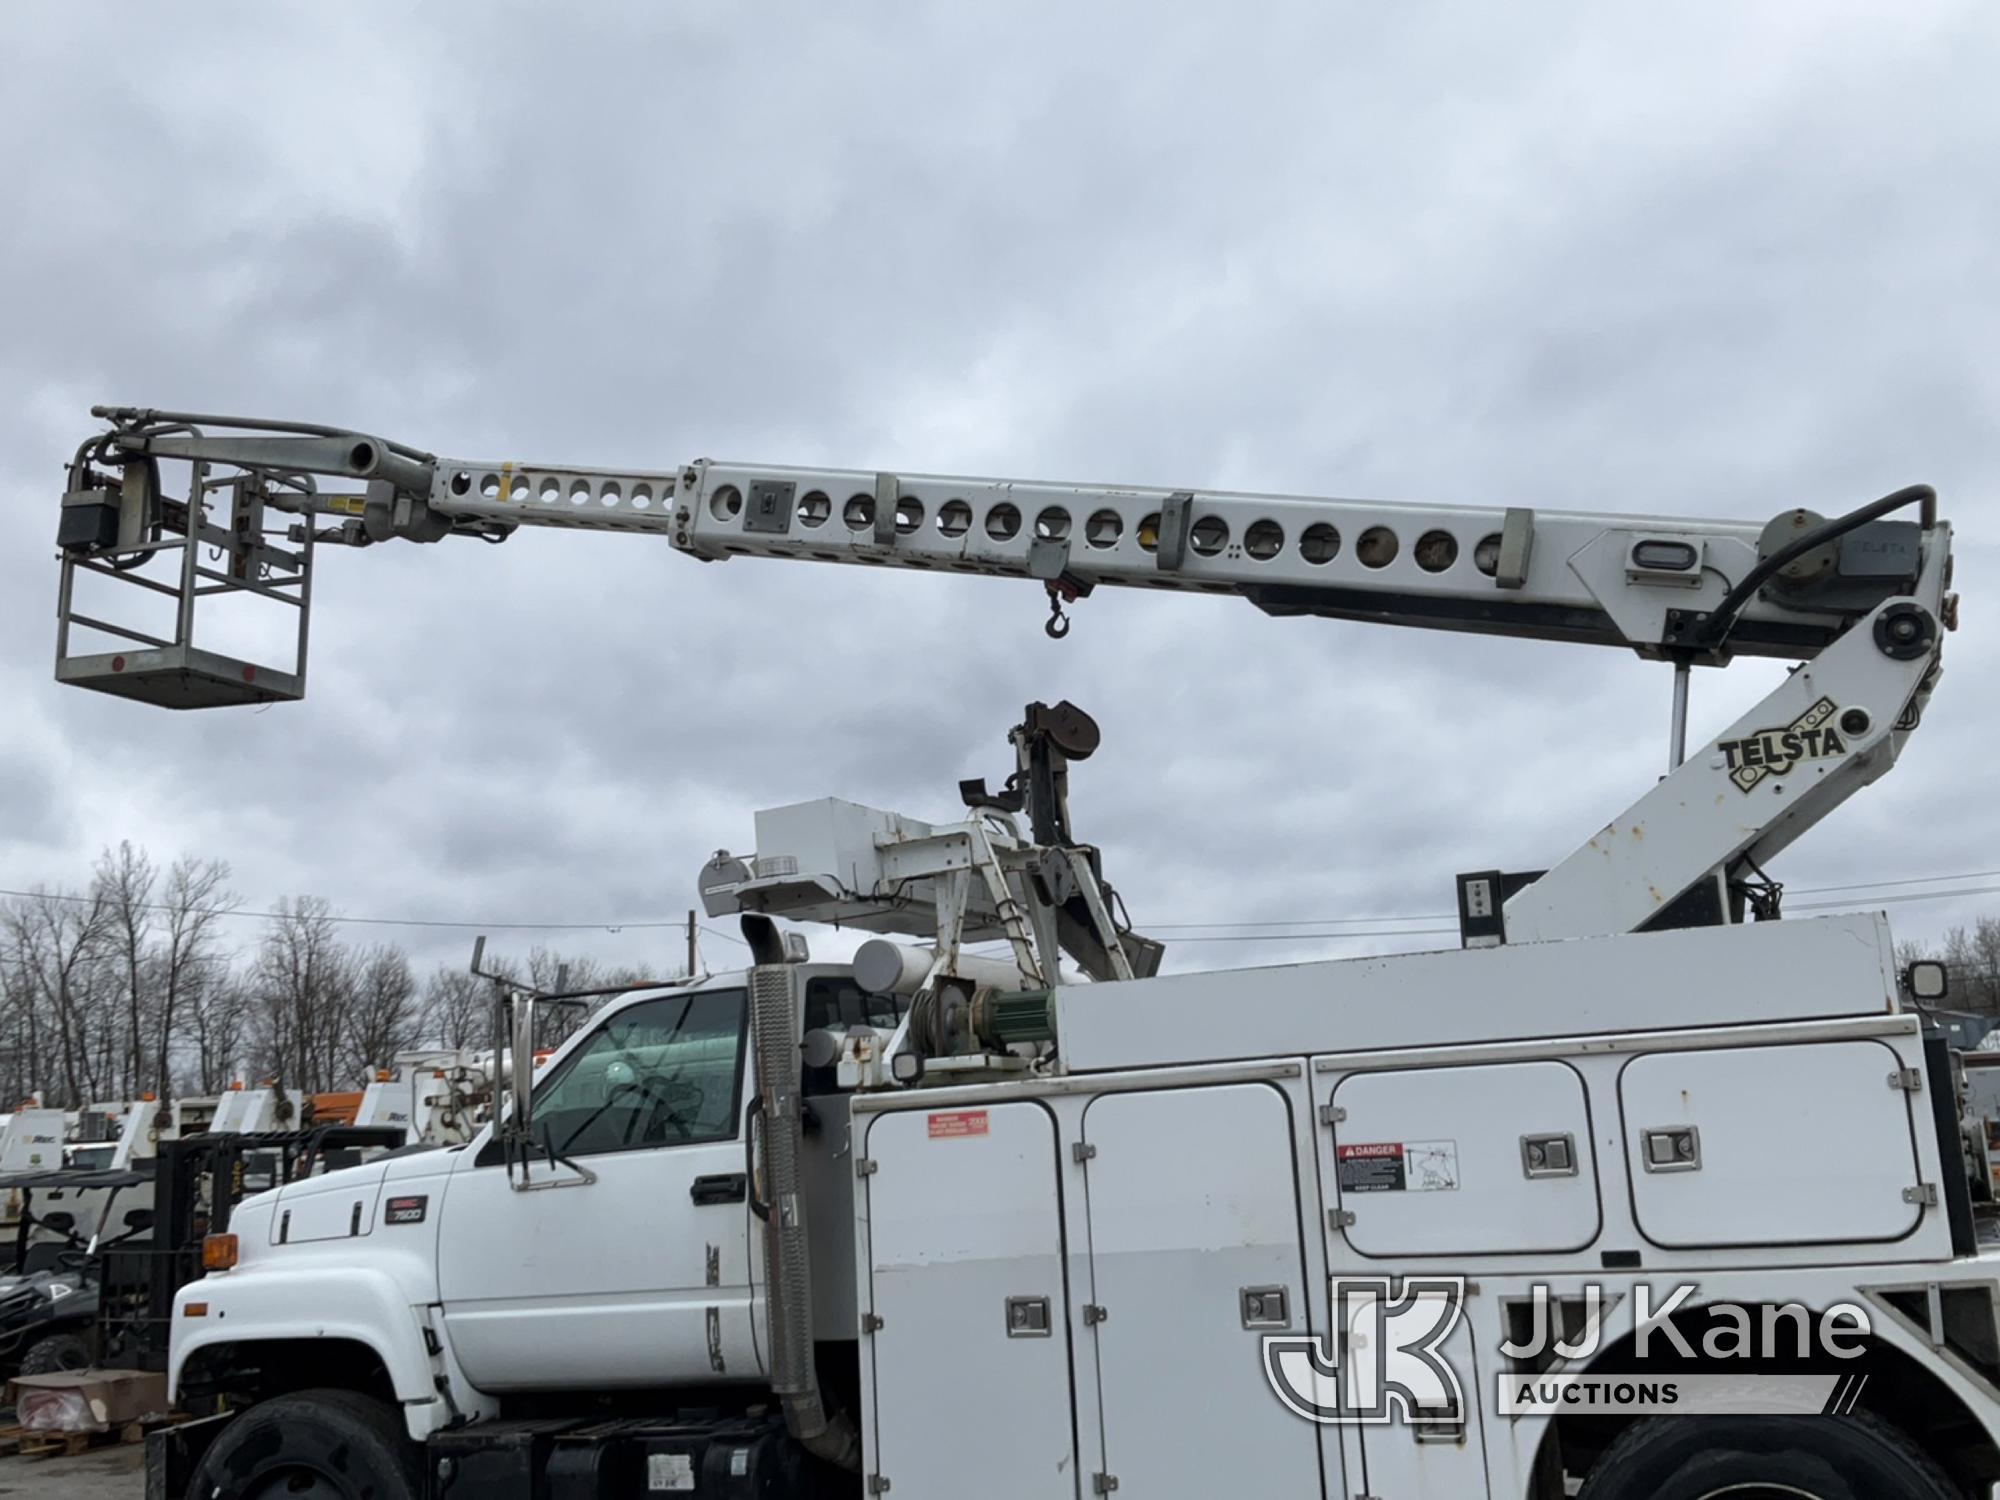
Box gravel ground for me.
[0,1443,146,1499]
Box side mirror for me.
[122,1209,154,1231]
[1906,960,1949,1003]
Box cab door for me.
[437,986,764,1389]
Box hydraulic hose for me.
[1696,484,1935,649]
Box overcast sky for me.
[3,3,1995,988]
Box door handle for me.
[691,1172,748,1205]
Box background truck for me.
[46,408,1997,1498]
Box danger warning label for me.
[1336,1140,1459,1193]
[928,1110,990,1140]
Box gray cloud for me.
[2,2,1996,986]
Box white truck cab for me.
[173,965,899,1443]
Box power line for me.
[1158,927,1459,943]
[1792,884,2000,912]
[1146,868,2000,932]
[1149,913,1454,930]
[1793,869,2000,896]
[0,886,691,935]
[4,863,1999,948]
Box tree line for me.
[0,842,663,1108]
[1901,917,2000,1016]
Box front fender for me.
[171,1267,444,1434]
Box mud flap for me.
[146,1410,234,1500]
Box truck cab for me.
[173,962,900,1448]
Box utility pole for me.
[686,910,699,978]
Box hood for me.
[275,1157,393,1204]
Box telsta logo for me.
[1715,696,1845,793]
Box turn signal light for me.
[202,1234,239,1271]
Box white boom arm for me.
[54,407,1954,944]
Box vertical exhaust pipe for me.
[750,962,862,1472]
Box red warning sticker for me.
[1337,1142,1406,1192]
[928,1110,990,1140]
[1336,1140,1459,1193]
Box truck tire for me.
[1577,1411,1959,1500]
[18,1329,91,1375]
[185,1388,422,1500]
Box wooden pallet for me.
[0,1418,150,1458]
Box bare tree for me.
[346,945,419,1078]
[184,967,252,1094]
[474,946,663,1050]
[1941,923,2000,1015]
[3,888,111,1107]
[93,841,156,1098]
[253,897,353,1091]
[155,857,235,1101]
[0,933,34,1106]
[421,966,489,1050]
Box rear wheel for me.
[1577,1412,1959,1500]
[186,1388,421,1500]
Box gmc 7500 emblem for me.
[1716,696,1844,793]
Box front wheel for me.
[1577,1412,1959,1500]
[186,1389,422,1500]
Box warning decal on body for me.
[1336,1140,1459,1193]
[928,1109,990,1140]
[647,1451,695,1491]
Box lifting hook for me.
[1044,580,1078,640]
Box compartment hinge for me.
[1083,1303,1110,1325]
[1093,1475,1120,1494]
[855,1157,878,1178]
[861,1312,884,1333]
[1904,1183,1940,1207]
[1318,1104,1346,1126]
[1072,1142,1097,1163]
[867,1476,892,1495]
[1329,1208,1357,1229]
[1889,1067,1924,1092]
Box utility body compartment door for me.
[1079,1082,1323,1499]
[1356,1305,1488,1500]
[864,1102,1075,1500]
[1329,1060,1600,1257]
[1620,1038,1925,1248]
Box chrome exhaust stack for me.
[750,956,861,1472]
